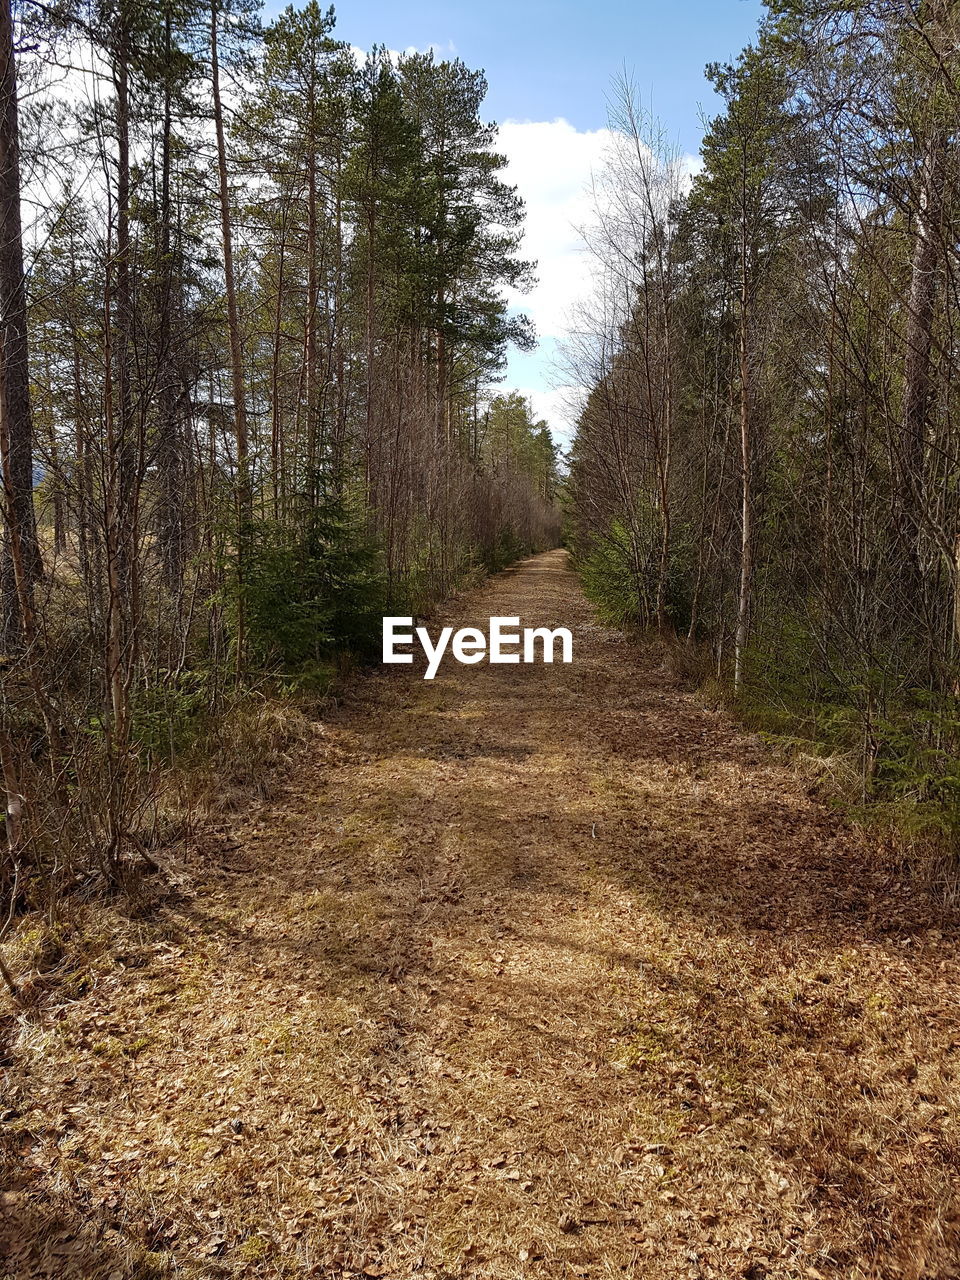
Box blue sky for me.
[266,0,767,442]
[316,0,766,149]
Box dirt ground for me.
[4,549,960,1279]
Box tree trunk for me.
[155,7,186,592]
[901,131,944,606]
[734,229,753,692]
[305,74,319,500]
[0,0,40,653]
[211,0,249,517]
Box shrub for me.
[578,521,645,626]
[231,494,388,671]
[577,516,693,631]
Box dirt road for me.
[6,550,960,1279]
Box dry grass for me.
[3,550,960,1279]
[177,694,321,815]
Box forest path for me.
[8,550,960,1280]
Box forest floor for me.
[4,549,960,1280]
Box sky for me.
[266,0,767,446]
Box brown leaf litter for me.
[2,549,960,1279]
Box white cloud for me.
[496,118,618,446]
[499,118,614,343]
[497,118,701,446]
[512,385,587,452]
[350,40,457,69]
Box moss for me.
[235,1233,272,1263]
[10,922,66,973]
[90,1033,155,1060]
[613,1022,675,1069]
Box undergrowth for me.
[699,646,960,891]
[572,536,960,891]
